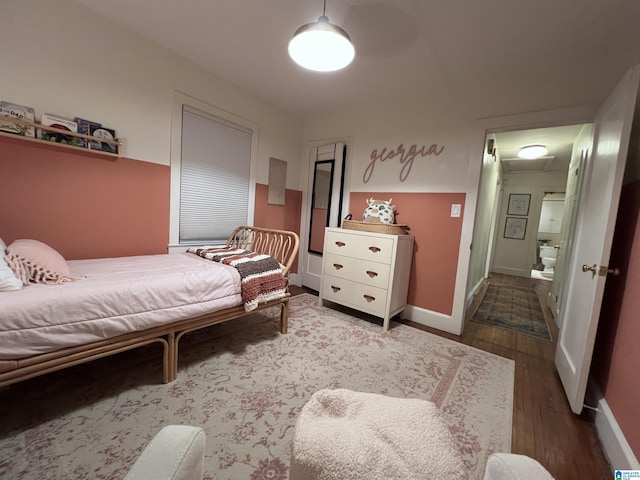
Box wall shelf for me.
[0,118,122,159]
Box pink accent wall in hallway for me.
[349,192,465,315]
[593,179,640,458]
[0,138,170,259]
[253,183,302,272]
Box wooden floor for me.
[290,272,612,479]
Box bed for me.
[0,226,299,388]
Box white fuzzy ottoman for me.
[290,389,466,480]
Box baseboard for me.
[466,277,484,308]
[595,397,640,470]
[491,266,530,278]
[289,273,302,287]
[403,304,462,335]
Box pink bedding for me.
[0,253,242,360]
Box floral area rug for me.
[472,283,552,341]
[0,293,514,480]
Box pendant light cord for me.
[323,0,327,16]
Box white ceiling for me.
[494,124,586,174]
[75,0,640,121]
[74,0,640,175]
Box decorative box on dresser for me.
[320,227,414,330]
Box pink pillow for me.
[5,239,78,285]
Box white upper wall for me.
[303,101,481,194]
[0,0,303,189]
[491,171,569,277]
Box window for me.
[169,95,257,249]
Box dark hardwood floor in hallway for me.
[291,273,612,479]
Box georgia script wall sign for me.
[363,143,445,183]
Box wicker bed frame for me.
[0,226,299,388]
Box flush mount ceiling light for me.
[517,145,548,159]
[288,0,355,72]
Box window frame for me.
[169,92,258,253]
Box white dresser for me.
[320,227,414,330]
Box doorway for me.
[467,123,591,324]
[300,143,347,291]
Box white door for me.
[555,65,640,414]
[301,143,346,291]
[551,136,590,325]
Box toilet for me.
[539,245,557,279]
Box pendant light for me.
[288,0,355,72]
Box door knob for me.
[582,264,597,279]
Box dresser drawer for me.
[324,253,391,289]
[322,276,388,317]
[324,230,394,263]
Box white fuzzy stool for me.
[290,389,465,480]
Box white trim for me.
[289,273,302,287]
[466,277,484,307]
[299,136,354,288]
[491,265,530,277]
[169,91,258,248]
[402,304,461,335]
[478,105,595,133]
[595,397,640,471]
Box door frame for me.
[298,137,353,290]
[468,67,639,415]
[465,106,595,298]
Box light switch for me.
[451,204,461,217]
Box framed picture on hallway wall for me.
[507,193,530,216]
[504,217,527,240]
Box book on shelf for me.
[0,101,36,137]
[74,117,102,149]
[89,125,117,153]
[38,113,83,147]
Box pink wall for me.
[253,183,302,272]
[349,192,465,315]
[0,137,170,259]
[0,140,302,268]
[593,179,640,458]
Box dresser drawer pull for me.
[365,270,378,278]
[331,285,341,293]
[363,294,376,302]
[335,241,346,247]
[368,246,381,253]
[333,263,344,270]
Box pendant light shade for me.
[288,4,354,72]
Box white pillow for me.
[0,237,22,292]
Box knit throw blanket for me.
[187,247,287,312]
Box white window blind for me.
[180,105,252,243]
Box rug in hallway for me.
[0,293,514,480]
[472,283,552,341]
